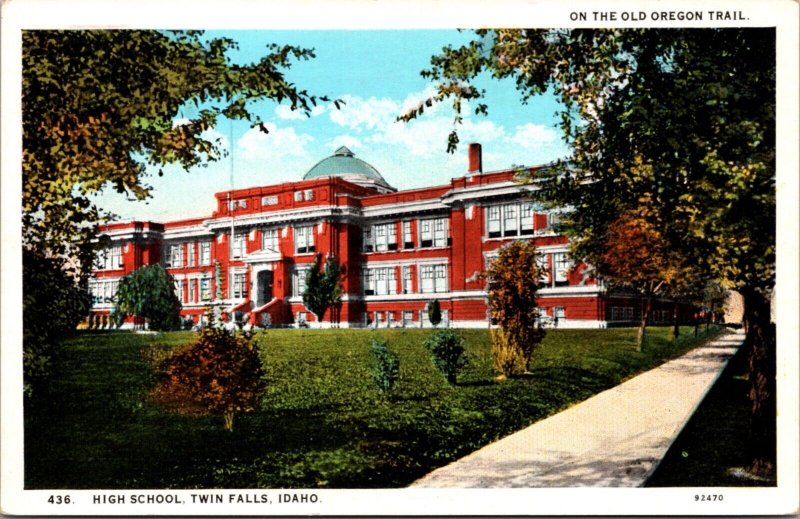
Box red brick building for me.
[89,144,684,329]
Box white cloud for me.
[326,135,363,150]
[236,123,313,161]
[328,95,400,132]
[275,104,326,121]
[508,123,560,149]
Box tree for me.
[427,299,442,327]
[23,30,334,278]
[151,327,266,431]
[424,329,468,384]
[112,265,182,331]
[23,248,91,396]
[598,208,695,351]
[302,253,343,325]
[482,241,547,377]
[371,338,400,393]
[408,28,775,477]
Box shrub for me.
[151,327,266,431]
[427,299,442,327]
[371,338,399,393]
[424,329,468,385]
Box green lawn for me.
[25,325,721,489]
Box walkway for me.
[411,329,744,487]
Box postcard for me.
[1,0,798,515]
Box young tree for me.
[424,329,468,384]
[112,265,182,331]
[302,253,343,325]
[371,338,400,393]
[407,28,775,477]
[151,327,266,431]
[598,209,694,351]
[482,241,547,377]
[427,299,442,327]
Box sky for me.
[93,30,570,222]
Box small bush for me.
[150,327,266,431]
[424,329,468,385]
[427,299,442,327]
[371,338,399,392]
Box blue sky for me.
[95,30,570,222]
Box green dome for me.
[303,146,394,192]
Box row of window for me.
[363,218,449,252]
[228,190,316,212]
[173,277,214,304]
[362,264,448,295]
[88,279,119,305]
[487,202,560,238]
[166,241,212,268]
[365,309,450,328]
[94,247,122,270]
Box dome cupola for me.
[303,146,395,193]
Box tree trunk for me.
[223,411,235,432]
[741,287,776,479]
[672,302,680,339]
[636,296,652,352]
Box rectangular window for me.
[232,233,246,259]
[362,269,374,295]
[304,189,315,201]
[238,199,247,209]
[388,267,397,295]
[487,206,501,238]
[419,219,432,248]
[420,264,447,293]
[403,311,414,327]
[503,203,518,237]
[375,268,388,295]
[295,226,315,254]
[294,191,304,202]
[553,252,571,285]
[262,228,279,251]
[387,223,398,251]
[189,279,198,303]
[402,265,413,294]
[420,265,434,293]
[402,221,413,249]
[232,272,247,299]
[362,226,374,252]
[199,241,211,266]
[520,204,534,235]
[174,278,184,302]
[293,268,309,296]
[200,277,211,301]
[433,218,448,247]
[262,195,279,206]
[169,243,183,268]
[434,264,447,293]
[375,224,387,252]
[554,306,565,319]
[537,253,550,284]
[187,242,196,266]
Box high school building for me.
[89,144,680,329]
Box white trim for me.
[361,199,447,218]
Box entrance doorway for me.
[256,270,273,307]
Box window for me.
[403,311,414,327]
[487,206,501,238]
[297,312,307,324]
[169,243,183,268]
[293,267,310,296]
[262,195,279,206]
[238,199,247,209]
[402,265,413,294]
[402,221,413,249]
[232,272,247,299]
[200,277,211,301]
[366,222,398,252]
[89,279,119,305]
[304,189,315,201]
[486,203,537,238]
[187,242,196,266]
[362,267,397,296]
[419,218,448,248]
[295,226,315,254]
[174,278,184,302]
[420,264,448,293]
[262,228,279,251]
[95,246,122,270]
[294,191,304,202]
[231,233,246,259]
[553,252,571,285]
[199,241,211,266]
[189,279,198,303]
[554,306,565,320]
[537,254,550,283]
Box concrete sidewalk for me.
[411,329,744,488]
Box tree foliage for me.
[370,338,400,393]
[22,248,91,396]
[302,253,343,323]
[112,264,182,331]
[23,30,333,276]
[151,327,266,431]
[482,241,546,376]
[423,329,468,385]
[411,28,775,476]
[427,299,442,327]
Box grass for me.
[25,325,722,489]
[646,341,776,487]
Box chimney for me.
[467,143,482,174]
